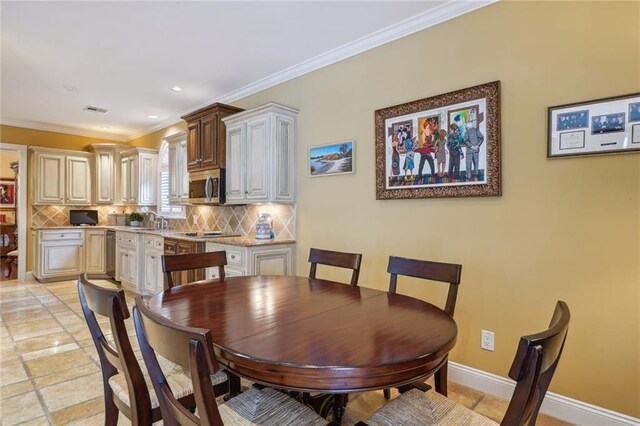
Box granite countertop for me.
[31,225,295,247]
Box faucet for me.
[146,211,168,230]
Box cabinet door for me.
[144,252,160,293]
[117,246,128,282]
[176,241,197,283]
[273,115,295,203]
[246,116,270,201]
[168,143,179,203]
[138,154,156,205]
[200,113,221,169]
[127,248,138,284]
[225,124,246,203]
[34,153,65,204]
[84,230,106,274]
[121,157,131,204]
[129,157,138,204]
[95,150,114,204]
[178,141,190,201]
[186,121,201,170]
[41,242,83,277]
[251,248,292,276]
[67,156,92,205]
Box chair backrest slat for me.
[308,248,363,286]
[162,251,227,289]
[501,301,570,426]
[387,256,462,317]
[133,296,224,426]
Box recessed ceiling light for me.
[148,115,158,119]
[100,126,110,130]
[63,83,77,92]
[171,86,183,92]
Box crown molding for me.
[127,0,498,141]
[0,119,128,142]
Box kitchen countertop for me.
[31,225,295,247]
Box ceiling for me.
[1,1,492,141]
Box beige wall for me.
[0,125,122,150]
[229,1,640,416]
[128,122,187,149]
[0,149,19,177]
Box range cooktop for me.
[177,231,239,239]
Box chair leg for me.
[383,388,391,399]
[224,372,242,401]
[104,395,119,426]
[434,359,448,396]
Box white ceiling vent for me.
[83,105,109,113]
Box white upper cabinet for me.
[120,148,158,206]
[223,103,297,204]
[89,143,120,204]
[166,132,189,204]
[30,147,92,205]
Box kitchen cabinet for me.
[142,234,164,294]
[33,230,84,280]
[166,132,189,204]
[181,103,244,172]
[115,231,139,291]
[163,238,205,287]
[222,103,297,204]
[30,148,92,205]
[204,242,294,280]
[90,144,120,204]
[84,229,106,275]
[120,148,158,205]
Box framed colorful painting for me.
[309,141,355,177]
[0,178,16,208]
[547,92,640,158]
[375,81,501,199]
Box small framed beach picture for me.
[309,141,355,177]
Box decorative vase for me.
[130,221,140,227]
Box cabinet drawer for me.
[155,239,164,250]
[226,248,244,266]
[144,235,163,249]
[207,266,245,280]
[164,242,177,254]
[40,230,83,241]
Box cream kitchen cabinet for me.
[142,234,164,295]
[89,144,120,205]
[120,148,158,206]
[166,132,189,204]
[204,242,294,280]
[84,229,106,275]
[33,229,85,281]
[30,148,92,205]
[115,231,139,291]
[223,103,297,204]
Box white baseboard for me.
[448,362,639,426]
[24,271,35,281]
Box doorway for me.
[0,143,27,280]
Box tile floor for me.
[0,279,573,425]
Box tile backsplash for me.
[31,204,296,240]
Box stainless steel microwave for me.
[189,169,225,204]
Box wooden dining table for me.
[147,275,458,422]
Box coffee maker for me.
[255,213,274,239]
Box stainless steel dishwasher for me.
[106,230,116,279]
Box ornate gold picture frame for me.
[375,81,501,199]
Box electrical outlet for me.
[192,214,198,225]
[481,330,495,351]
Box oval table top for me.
[147,275,458,393]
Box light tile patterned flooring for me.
[0,279,573,425]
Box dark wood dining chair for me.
[308,248,363,286]
[384,256,462,398]
[77,274,193,425]
[360,301,571,426]
[162,251,227,289]
[132,295,330,426]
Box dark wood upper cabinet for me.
[182,103,244,172]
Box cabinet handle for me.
[61,234,64,237]
[245,191,248,194]
[230,255,236,259]
[151,256,156,259]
